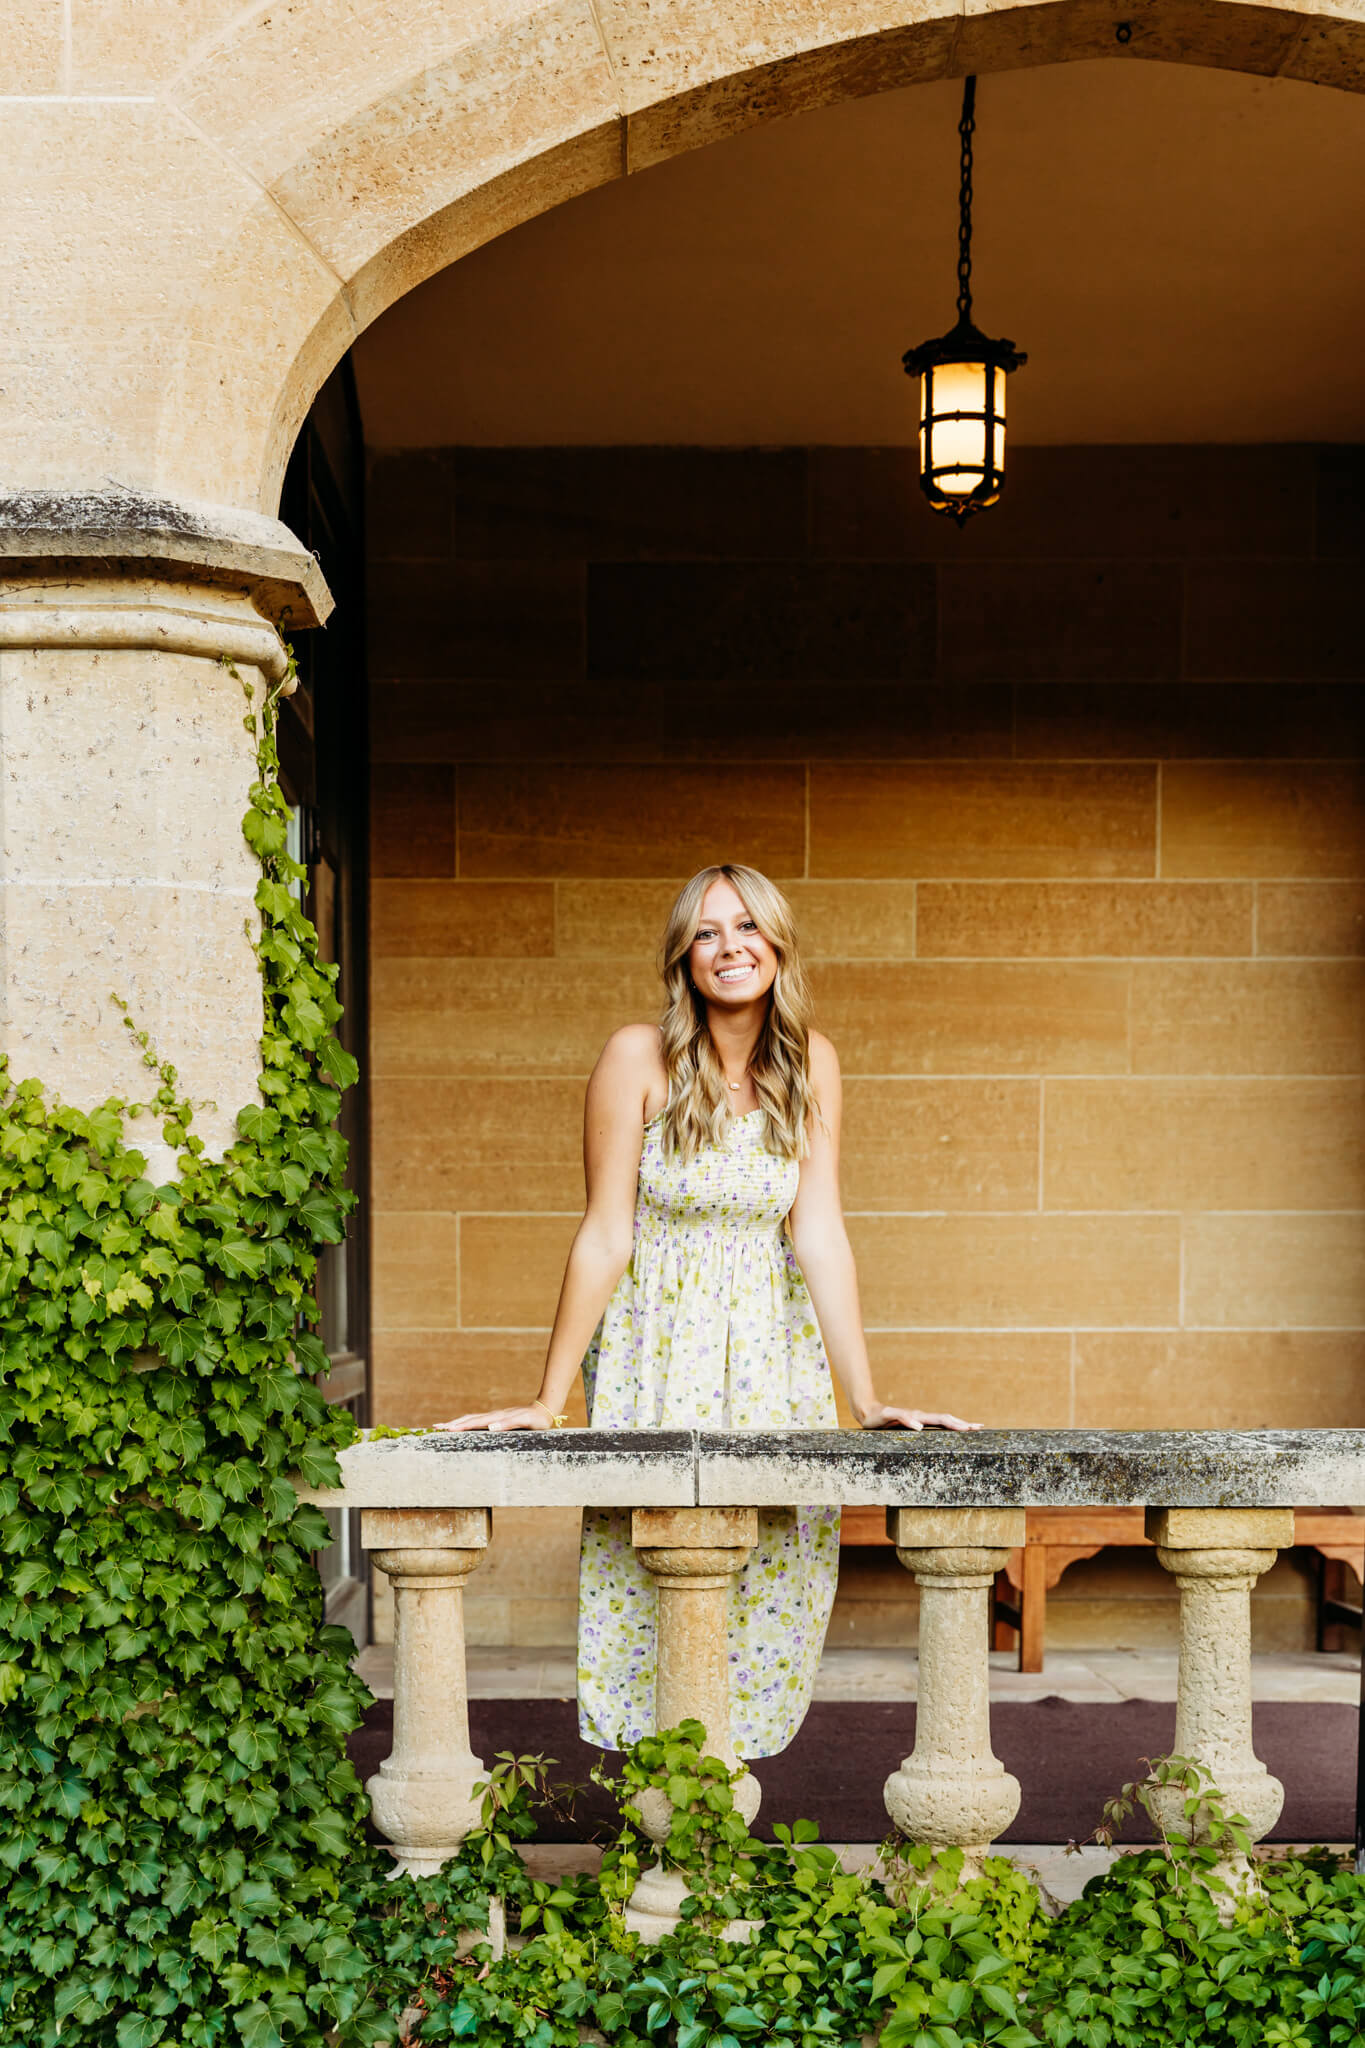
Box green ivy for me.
[0,659,397,2045]
[327,1727,1365,2048]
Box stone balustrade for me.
[299,1429,1365,1912]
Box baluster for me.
[1147,1506,1292,1892]
[361,1506,492,1878]
[883,1507,1025,1876]
[625,1505,759,1938]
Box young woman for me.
[443,863,977,1758]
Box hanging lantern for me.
[902,76,1026,523]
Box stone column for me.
[1146,1507,1292,1856]
[0,500,329,1177]
[362,1507,493,1878]
[883,1507,1026,1872]
[626,1505,758,1939]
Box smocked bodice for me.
[634,1109,797,1241]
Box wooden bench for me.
[840,1504,1365,1671]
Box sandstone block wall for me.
[366,443,1363,1648]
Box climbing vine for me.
[336,1730,1365,2047]
[0,659,395,2045]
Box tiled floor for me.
[355,1642,1361,1706]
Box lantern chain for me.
[956,74,977,324]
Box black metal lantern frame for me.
[902,76,1026,523]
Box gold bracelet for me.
[531,1397,570,1428]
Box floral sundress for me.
[576,1108,841,1759]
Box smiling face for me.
[688,876,779,1011]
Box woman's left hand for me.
[857,1402,982,1432]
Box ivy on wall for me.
[0,663,394,2046]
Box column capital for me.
[631,1506,759,1552]
[888,1506,1027,1551]
[895,1546,1012,1588]
[362,1507,492,1552]
[0,487,331,632]
[1145,1507,1295,1551]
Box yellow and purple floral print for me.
[577,1110,841,1760]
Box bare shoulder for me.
[590,1023,666,1106]
[808,1030,842,1091]
[597,1022,662,1074]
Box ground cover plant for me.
[348,1728,1365,2048]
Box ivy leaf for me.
[263,1475,298,1525]
[166,1263,204,1312]
[234,2002,286,2048]
[12,1558,58,1599]
[24,1468,84,1517]
[174,1481,224,1530]
[244,1922,293,1971]
[207,1672,242,1715]
[302,1808,351,1858]
[150,1313,208,1369]
[189,1917,239,1969]
[34,1224,69,1265]
[307,1682,363,1733]
[243,807,289,858]
[200,1846,246,1893]
[84,1105,127,1156]
[162,1863,205,1916]
[226,1784,281,1831]
[215,1238,265,1279]
[294,1130,340,1175]
[115,2015,167,2048]
[249,1294,295,1340]
[158,1417,207,1466]
[295,1189,344,1243]
[228,1722,281,1770]
[294,1442,341,1490]
[31,1930,78,1974]
[108,1623,151,1661]
[316,1038,359,1091]
[236,1104,280,1145]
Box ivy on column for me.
[0,659,395,2047]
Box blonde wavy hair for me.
[658,864,816,1164]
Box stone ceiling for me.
[354,59,1365,447]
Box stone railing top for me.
[297,1428,1365,1512]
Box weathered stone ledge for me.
[0,487,331,628]
[298,1427,1365,1512]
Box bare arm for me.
[788,1035,978,1433]
[440,1027,656,1431]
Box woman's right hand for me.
[434,1404,555,1432]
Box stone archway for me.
[3,0,1359,520]
[187,0,1365,517]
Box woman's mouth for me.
[716,964,754,984]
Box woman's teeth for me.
[717,965,752,982]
